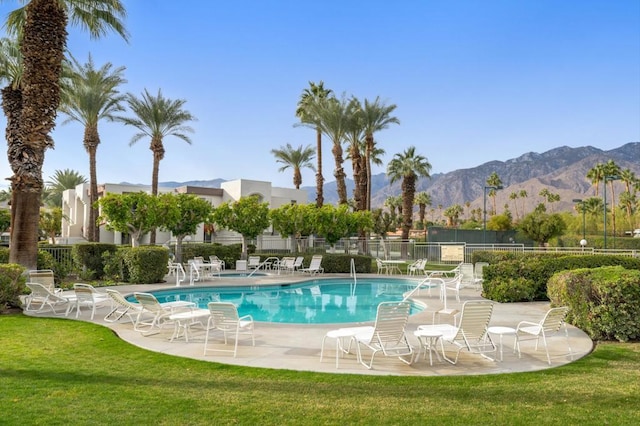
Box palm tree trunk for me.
[332,142,347,205]
[315,128,324,207]
[9,0,67,268]
[365,134,373,211]
[84,125,100,242]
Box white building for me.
[61,179,307,245]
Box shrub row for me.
[478,252,640,302]
[0,263,26,311]
[548,266,640,342]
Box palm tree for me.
[361,97,399,211]
[619,168,639,230]
[44,168,87,208]
[486,172,503,215]
[310,94,351,204]
[443,204,463,227]
[342,97,366,210]
[2,0,128,269]
[118,88,196,244]
[295,81,333,207]
[602,160,622,237]
[270,143,316,189]
[519,189,528,217]
[59,53,126,241]
[587,163,606,196]
[386,146,432,240]
[509,191,520,221]
[414,191,432,227]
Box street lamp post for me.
[572,198,587,250]
[603,175,621,250]
[483,185,503,245]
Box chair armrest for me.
[239,314,253,322]
[516,320,538,330]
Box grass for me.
[1,315,639,425]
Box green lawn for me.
[1,314,639,425]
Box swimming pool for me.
[138,277,426,324]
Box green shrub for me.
[548,266,640,342]
[102,249,129,283]
[123,246,169,284]
[72,243,118,280]
[483,254,640,302]
[0,263,26,311]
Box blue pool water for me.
[135,278,426,324]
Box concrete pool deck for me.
[24,273,594,376]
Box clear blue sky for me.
[1,0,639,191]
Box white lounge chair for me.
[27,269,61,294]
[133,292,195,333]
[204,302,255,357]
[353,301,414,369]
[417,300,496,364]
[473,262,489,290]
[516,306,572,365]
[300,255,323,274]
[23,282,73,314]
[104,289,143,324]
[458,262,478,288]
[67,283,111,320]
[292,256,305,272]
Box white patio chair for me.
[204,302,255,357]
[300,255,323,274]
[353,301,414,369]
[407,259,426,276]
[473,262,489,290]
[516,306,572,365]
[247,256,261,270]
[27,269,61,294]
[376,258,389,275]
[67,283,111,320]
[417,300,496,365]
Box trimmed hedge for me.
[482,254,640,302]
[72,243,118,280]
[548,266,640,342]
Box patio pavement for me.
[24,272,594,376]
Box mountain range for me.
[160,142,640,214]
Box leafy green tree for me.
[118,88,197,244]
[159,193,213,263]
[311,204,351,247]
[487,213,512,231]
[270,143,316,189]
[386,146,432,240]
[44,168,87,208]
[97,192,162,247]
[59,53,127,241]
[211,195,270,259]
[295,80,333,207]
[39,207,63,243]
[0,208,11,233]
[371,208,396,239]
[518,210,567,247]
[270,203,315,253]
[2,0,128,270]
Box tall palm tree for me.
[386,146,432,240]
[44,168,86,208]
[518,189,528,217]
[118,88,196,244]
[343,97,366,210]
[619,168,638,230]
[414,191,432,226]
[59,53,126,241]
[361,97,399,211]
[295,81,333,207]
[602,160,622,237]
[270,143,316,189]
[509,191,520,221]
[310,94,351,204]
[2,0,128,269]
[587,163,606,196]
[486,172,503,215]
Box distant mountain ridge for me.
[156,142,640,212]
